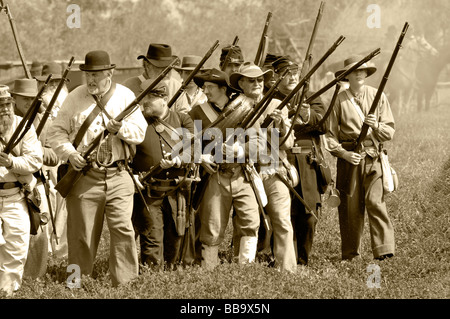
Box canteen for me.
[327,187,341,208]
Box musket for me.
[35,56,75,243]
[38,169,58,245]
[0,0,31,78]
[292,1,325,107]
[138,95,247,184]
[254,12,272,67]
[260,35,345,129]
[168,40,220,108]
[302,48,380,106]
[245,68,290,129]
[4,75,52,154]
[220,36,239,71]
[295,82,342,136]
[344,22,409,197]
[55,59,178,198]
[36,57,75,137]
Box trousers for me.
[261,174,297,272]
[199,167,259,246]
[66,168,138,286]
[0,189,30,296]
[336,155,395,259]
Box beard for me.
[0,112,13,136]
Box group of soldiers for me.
[0,37,397,295]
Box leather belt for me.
[0,181,21,189]
[92,160,125,170]
[287,146,312,154]
[218,164,241,175]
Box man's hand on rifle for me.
[160,154,182,169]
[269,109,284,126]
[222,141,245,159]
[106,119,122,134]
[0,152,13,168]
[364,114,379,130]
[342,151,362,166]
[69,152,87,171]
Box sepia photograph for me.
[0,0,449,313]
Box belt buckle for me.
[291,146,302,154]
[363,140,374,147]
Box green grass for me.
[4,93,450,301]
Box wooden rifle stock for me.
[260,35,345,129]
[254,12,272,67]
[36,57,75,137]
[221,36,239,71]
[168,40,220,108]
[55,59,178,197]
[0,1,31,78]
[345,22,409,197]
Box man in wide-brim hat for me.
[123,43,190,114]
[324,54,396,262]
[231,62,298,273]
[229,62,273,96]
[48,49,148,287]
[0,83,43,296]
[334,56,377,80]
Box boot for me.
[201,244,219,270]
[238,236,257,264]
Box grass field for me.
[3,91,450,303]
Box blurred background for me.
[1,0,449,113]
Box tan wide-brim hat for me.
[229,62,273,92]
[334,55,377,80]
[10,79,38,97]
[175,55,203,72]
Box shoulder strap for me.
[73,83,117,149]
[153,116,182,150]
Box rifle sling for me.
[73,83,116,149]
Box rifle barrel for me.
[168,40,220,108]
[36,57,75,137]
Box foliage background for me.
[1,0,450,68]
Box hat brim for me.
[34,75,64,82]
[10,92,37,98]
[193,76,229,89]
[138,55,174,68]
[334,65,377,80]
[79,64,116,72]
[0,97,14,105]
[229,69,273,91]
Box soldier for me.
[123,43,190,114]
[35,62,70,258]
[324,55,396,261]
[10,78,59,278]
[229,62,297,272]
[271,56,328,266]
[189,67,264,269]
[131,78,196,270]
[0,85,43,296]
[219,44,245,77]
[48,50,148,286]
[175,55,207,112]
